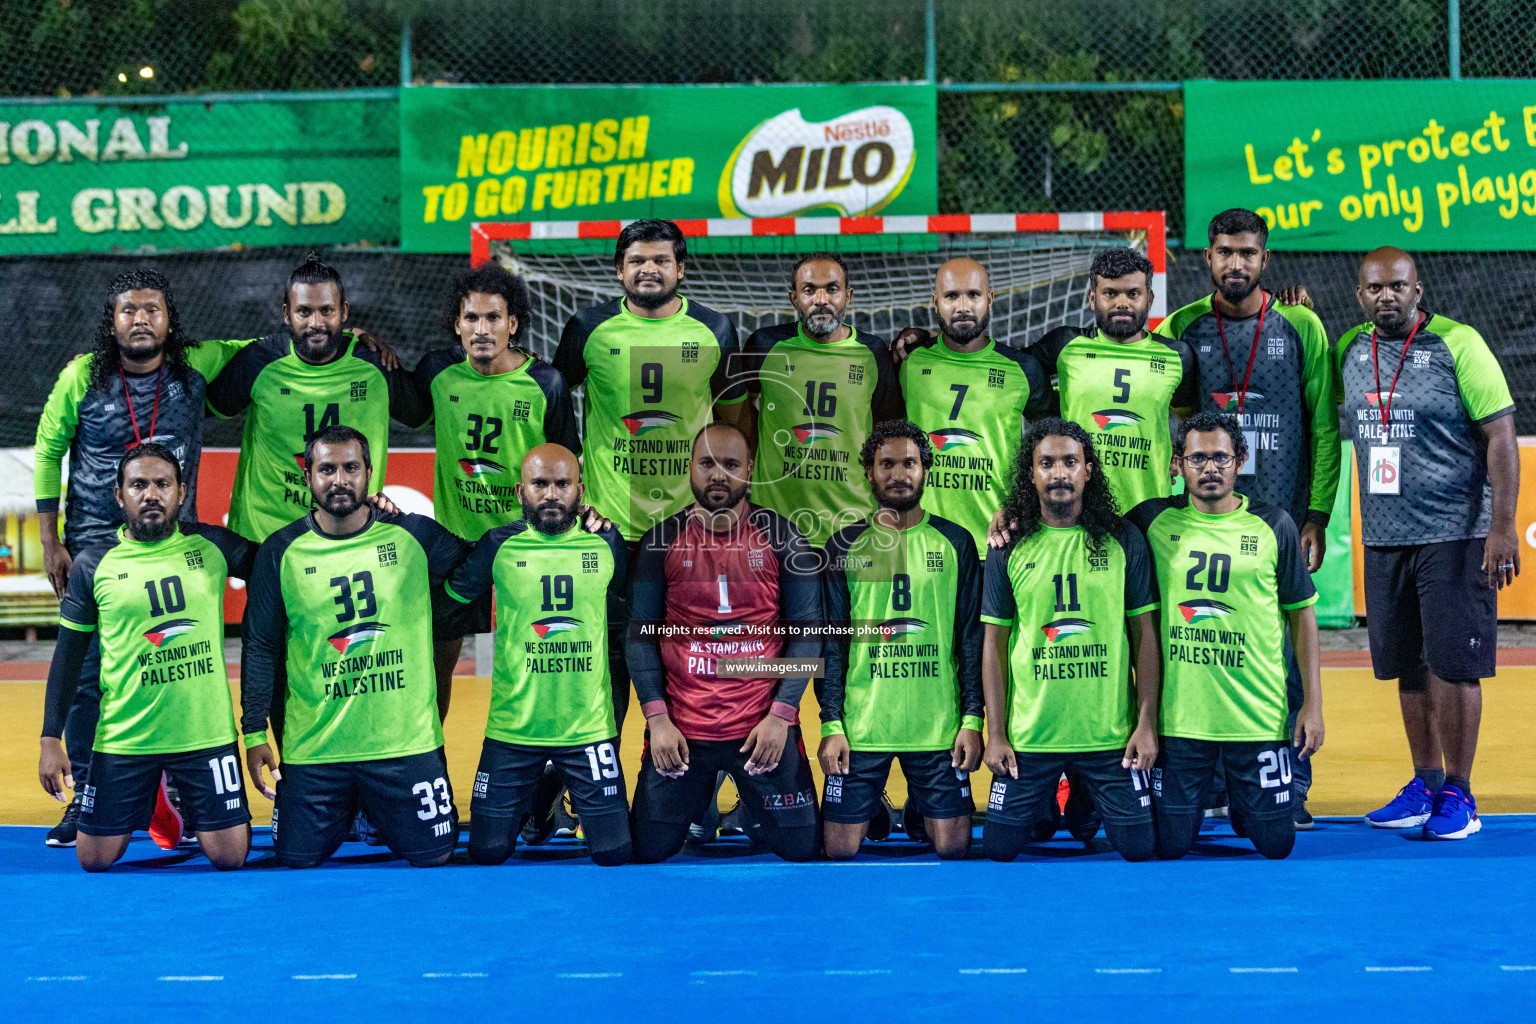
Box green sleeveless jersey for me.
[1031,327,1198,510]
[409,347,580,541]
[447,521,628,746]
[1126,495,1317,742]
[981,521,1158,752]
[820,513,982,751]
[554,296,741,542]
[58,523,257,755]
[241,511,467,763]
[900,337,1054,555]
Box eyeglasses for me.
[1182,453,1236,469]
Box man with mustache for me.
[729,252,906,548]
[1030,248,1199,510]
[627,424,823,862]
[979,419,1160,862]
[241,426,470,868]
[34,270,256,848]
[444,444,633,866]
[1125,412,1324,860]
[208,253,412,544]
[1154,209,1339,828]
[819,420,982,860]
[554,219,745,731]
[1338,247,1518,841]
[38,443,260,872]
[898,259,1055,556]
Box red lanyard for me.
[1212,290,1267,413]
[1370,311,1424,436]
[120,365,164,449]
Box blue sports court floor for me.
[3,818,1534,1023]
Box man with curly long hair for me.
[979,418,1161,863]
[33,270,255,849]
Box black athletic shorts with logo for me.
[1154,737,1295,822]
[79,742,251,837]
[633,726,818,829]
[822,749,973,824]
[273,747,457,865]
[986,749,1152,827]
[1363,538,1498,681]
[471,736,630,822]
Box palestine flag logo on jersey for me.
[327,622,388,654]
[143,618,198,647]
[875,617,927,640]
[1178,599,1235,624]
[1211,391,1265,410]
[1364,391,1401,408]
[531,616,582,638]
[1091,410,1142,430]
[927,428,982,451]
[1040,617,1094,643]
[459,458,505,478]
[791,422,841,444]
[621,411,680,436]
[292,453,307,469]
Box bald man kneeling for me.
[445,444,634,865]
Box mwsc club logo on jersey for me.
[1039,617,1093,643]
[791,422,841,445]
[927,428,981,451]
[720,105,918,218]
[327,622,388,654]
[1210,391,1265,409]
[143,618,197,647]
[1091,410,1142,431]
[874,617,926,641]
[459,457,505,478]
[1177,600,1235,624]
[621,411,680,436]
[531,616,582,638]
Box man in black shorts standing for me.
[627,424,823,862]
[1339,248,1519,840]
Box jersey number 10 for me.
[144,576,186,617]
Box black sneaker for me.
[687,772,728,843]
[1293,801,1315,830]
[551,792,579,840]
[520,762,563,845]
[164,781,196,846]
[1030,778,1065,841]
[717,800,748,838]
[867,792,895,842]
[1063,777,1101,843]
[902,797,929,844]
[47,794,82,848]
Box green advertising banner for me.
[0,98,398,254]
[1185,80,1536,250]
[399,83,938,253]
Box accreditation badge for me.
[1240,431,1258,476]
[1367,445,1401,495]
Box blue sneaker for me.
[1365,777,1434,828]
[1424,785,1481,840]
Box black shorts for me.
[822,750,973,824]
[79,743,251,837]
[633,727,818,828]
[273,748,458,865]
[1154,737,1295,822]
[1363,538,1497,681]
[435,585,493,640]
[471,736,630,822]
[986,749,1152,827]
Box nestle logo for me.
[824,119,890,143]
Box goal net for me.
[470,213,1167,385]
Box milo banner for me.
[399,83,938,252]
[1185,80,1536,250]
[0,98,398,254]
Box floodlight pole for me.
[400,16,413,87]
[924,0,936,82]
[1448,0,1461,79]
